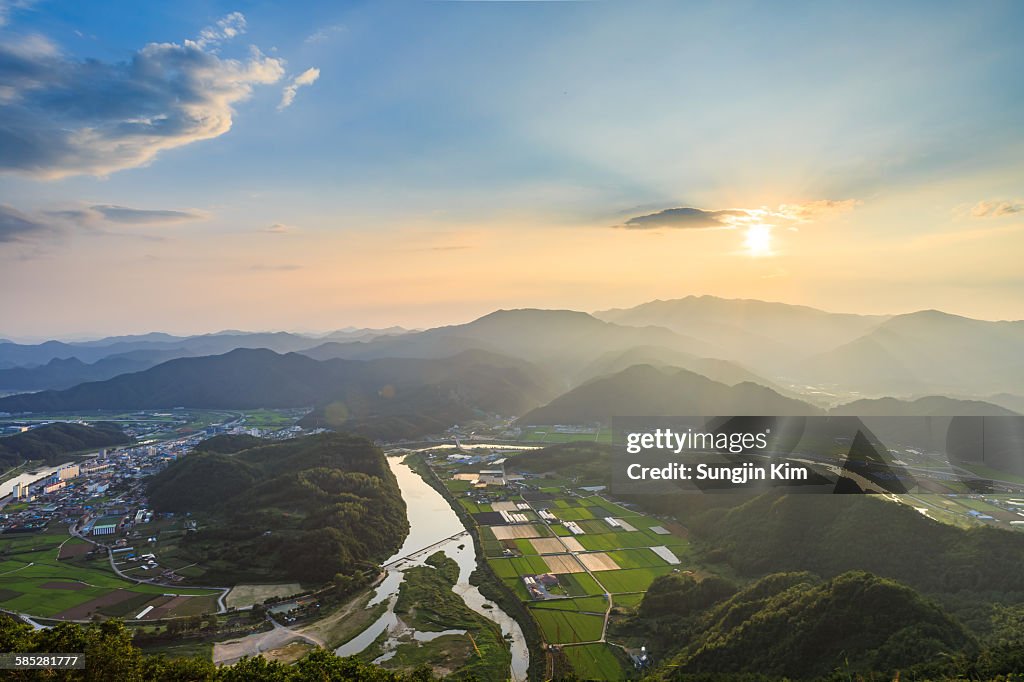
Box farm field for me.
[0,526,220,619]
[431,451,693,680]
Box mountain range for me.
[1,297,1021,435]
[0,327,410,390]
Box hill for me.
[0,422,131,471]
[0,348,557,440]
[301,308,716,378]
[517,364,820,425]
[192,433,266,454]
[595,295,887,371]
[574,345,795,395]
[803,310,1024,396]
[685,491,1024,594]
[0,328,409,370]
[638,571,972,679]
[831,395,1018,416]
[146,433,407,584]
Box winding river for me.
[334,453,530,681]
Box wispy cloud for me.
[0,204,52,243]
[304,24,346,44]
[774,199,860,223]
[264,223,297,234]
[278,67,321,110]
[0,13,285,179]
[970,199,1024,218]
[45,204,206,226]
[194,11,247,50]
[0,0,35,27]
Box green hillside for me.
[0,421,131,471]
[146,433,408,584]
[636,571,973,679]
[193,433,265,454]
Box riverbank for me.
[405,451,543,682]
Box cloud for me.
[250,263,302,271]
[0,14,286,179]
[970,200,1024,218]
[194,11,247,49]
[0,204,50,242]
[278,67,320,110]
[617,207,751,230]
[304,24,346,44]
[0,0,35,27]
[91,205,204,224]
[44,204,205,226]
[616,199,860,231]
[264,223,296,234]
[774,199,860,222]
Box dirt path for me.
[213,617,325,666]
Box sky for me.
[1,0,1023,339]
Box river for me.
[334,453,530,681]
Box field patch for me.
[530,537,584,554]
[562,642,626,681]
[558,572,603,597]
[530,608,604,644]
[594,567,673,593]
[225,583,302,608]
[543,554,585,574]
[0,588,23,602]
[577,553,619,572]
[57,540,92,560]
[491,525,543,541]
[54,588,138,620]
[40,581,86,591]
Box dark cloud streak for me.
[617,206,750,230]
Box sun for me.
[743,224,774,257]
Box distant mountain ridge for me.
[0,348,558,441]
[0,327,410,372]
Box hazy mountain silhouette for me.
[803,310,1024,395]
[595,295,887,371]
[518,364,820,424]
[0,348,557,426]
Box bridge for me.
[381,530,470,568]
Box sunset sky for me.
[2,0,1023,339]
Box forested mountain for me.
[518,364,820,424]
[0,421,131,471]
[0,349,557,440]
[635,571,972,679]
[146,433,407,583]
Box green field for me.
[561,643,627,680]
[0,528,220,619]
[529,607,604,644]
[238,408,305,429]
[519,427,613,444]
[529,596,608,613]
[430,450,694,679]
[595,567,674,594]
